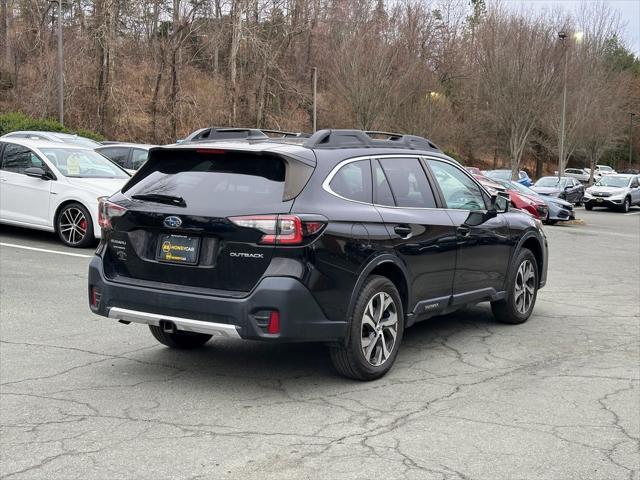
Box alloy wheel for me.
[59,207,88,246]
[514,259,535,315]
[360,292,398,367]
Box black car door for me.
[372,157,457,315]
[569,178,584,202]
[425,159,512,304]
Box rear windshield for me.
[123,150,300,211]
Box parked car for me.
[465,166,482,175]
[531,176,584,205]
[484,169,533,187]
[595,164,616,176]
[488,179,548,221]
[0,130,101,149]
[497,179,574,225]
[95,143,156,174]
[562,168,590,184]
[177,127,308,143]
[472,174,506,195]
[583,174,640,213]
[0,139,130,247]
[88,129,548,381]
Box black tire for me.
[620,197,630,213]
[149,325,212,349]
[491,249,539,325]
[330,275,404,381]
[545,220,558,225]
[575,197,582,207]
[585,204,593,211]
[56,202,95,248]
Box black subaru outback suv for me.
[88,129,547,380]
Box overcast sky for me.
[502,0,640,55]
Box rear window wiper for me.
[131,193,186,207]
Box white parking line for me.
[623,211,640,216]
[0,242,93,258]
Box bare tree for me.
[475,9,563,179]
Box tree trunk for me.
[229,0,243,124]
[2,0,11,69]
[170,47,179,140]
[150,47,165,143]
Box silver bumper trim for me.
[107,307,241,338]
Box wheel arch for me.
[348,255,411,324]
[517,234,544,287]
[53,199,92,233]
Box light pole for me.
[50,0,64,125]
[557,31,583,180]
[558,31,568,181]
[630,112,636,169]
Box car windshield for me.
[500,179,537,196]
[53,134,101,148]
[595,176,630,188]
[40,148,129,178]
[484,170,511,180]
[598,165,613,172]
[535,177,566,187]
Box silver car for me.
[583,174,640,213]
[95,143,156,174]
[563,168,590,184]
[0,130,101,148]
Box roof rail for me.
[260,129,312,138]
[303,129,440,151]
[186,127,269,143]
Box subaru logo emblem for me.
[164,216,182,228]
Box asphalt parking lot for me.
[1,208,639,480]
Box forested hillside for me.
[1,0,638,174]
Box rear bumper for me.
[88,256,346,343]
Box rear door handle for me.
[394,225,412,238]
[457,225,471,237]
[0,178,7,182]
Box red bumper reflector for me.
[267,311,280,334]
[90,287,101,308]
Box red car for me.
[475,176,548,220]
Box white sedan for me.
[0,138,130,247]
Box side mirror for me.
[490,193,509,214]
[24,167,50,180]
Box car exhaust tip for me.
[159,320,176,334]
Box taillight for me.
[98,197,127,229]
[229,215,325,245]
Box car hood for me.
[64,177,128,196]
[542,196,572,208]
[588,186,627,195]
[532,186,562,195]
[521,194,546,206]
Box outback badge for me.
[163,216,182,228]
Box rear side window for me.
[124,150,310,210]
[98,147,129,168]
[131,149,148,169]
[329,160,372,203]
[378,158,436,208]
[373,160,395,206]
